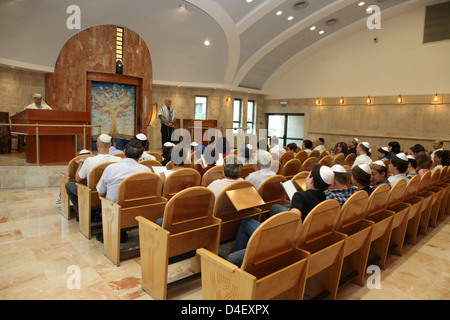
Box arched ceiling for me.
[0,0,441,94]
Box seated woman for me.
[432,150,449,172]
[415,151,432,177]
[370,160,391,189]
[377,147,389,161]
[388,153,410,186]
[324,141,349,158]
[387,141,401,160]
[351,164,374,196]
[352,142,373,168]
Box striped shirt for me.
[96,158,151,203]
[157,105,176,125]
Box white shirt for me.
[388,173,409,186]
[24,103,52,110]
[207,177,243,202]
[352,154,373,168]
[78,154,122,184]
[96,158,151,203]
[269,145,285,159]
[313,144,326,154]
[245,168,276,190]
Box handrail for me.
[0,123,101,166]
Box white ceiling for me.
[0,0,442,93]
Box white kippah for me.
[79,149,90,155]
[381,147,389,153]
[257,150,272,166]
[406,155,415,160]
[358,163,372,174]
[320,166,335,185]
[33,93,42,98]
[372,160,386,167]
[98,134,111,143]
[164,142,175,147]
[331,164,346,173]
[136,133,147,141]
[190,142,199,147]
[396,152,408,162]
[354,138,359,143]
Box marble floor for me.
[0,187,449,301]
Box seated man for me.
[388,152,410,186]
[325,164,356,206]
[135,133,156,161]
[245,150,275,190]
[302,139,313,155]
[228,164,334,266]
[96,139,152,242]
[24,93,53,110]
[65,134,122,218]
[313,137,326,154]
[269,136,285,160]
[207,155,243,201]
[370,160,391,189]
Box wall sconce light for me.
[226,97,230,103]
[397,95,403,103]
[339,97,344,104]
[433,93,440,104]
[366,96,372,104]
[315,98,320,105]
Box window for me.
[246,100,256,134]
[233,99,242,134]
[194,96,208,120]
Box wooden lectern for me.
[10,110,90,164]
[183,119,218,146]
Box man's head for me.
[303,139,312,149]
[329,164,348,188]
[433,139,443,150]
[307,164,334,192]
[348,138,359,149]
[223,155,243,179]
[270,136,280,146]
[125,140,144,161]
[33,94,42,106]
[351,164,372,188]
[370,160,388,185]
[97,134,112,154]
[389,153,409,174]
[164,98,172,108]
[135,133,148,149]
[255,149,272,169]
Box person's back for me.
[245,150,275,189]
[325,164,356,206]
[207,155,243,200]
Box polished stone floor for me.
[0,187,449,300]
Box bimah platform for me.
[10,109,90,164]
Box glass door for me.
[267,113,304,147]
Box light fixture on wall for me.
[315,98,320,105]
[397,95,403,103]
[226,96,231,103]
[366,96,372,104]
[339,97,344,104]
[433,93,441,104]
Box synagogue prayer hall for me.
[0,0,449,304]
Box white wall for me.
[265,6,450,99]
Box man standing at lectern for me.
[157,98,176,146]
[24,94,53,110]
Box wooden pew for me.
[59,154,94,220]
[257,174,290,220]
[139,159,162,172]
[308,150,320,159]
[331,153,345,166]
[386,179,411,255]
[77,161,116,239]
[279,151,294,166]
[364,184,395,269]
[299,157,318,172]
[402,174,424,244]
[149,151,163,162]
[427,168,445,227]
[334,191,373,287]
[437,166,449,220]
[280,159,301,179]
[136,187,221,300]
[213,180,264,243]
[100,172,167,266]
[291,171,309,192]
[417,171,435,235]
[197,212,310,300]
[239,163,256,179]
[201,165,224,187]
[295,150,308,163]
[319,155,333,167]
[344,153,356,167]
[162,168,201,200]
[296,199,347,300]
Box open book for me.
[152,166,168,176]
[280,180,298,201]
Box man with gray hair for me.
[245,150,275,189]
[207,155,243,202]
[24,93,53,110]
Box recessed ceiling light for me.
[288,16,294,21]
[204,40,210,46]
[358,2,365,6]
[319,30,324,34]
[179,3,186,9]
[276,10,283,15]
[310,26,316,30]
[246,0,253,3]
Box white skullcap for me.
[33,93,42,98]
[331,164,346,173]
[395,152,408,162]
[406,155,415,160]
[372,160,386,167]
[320,166,335,185]
[358,164,372,175]
[256,149,272,166]
[79,149,90,155]
[136,133,147,141]
[190,142,199,147]
[164,142,175,147]
[98,134,111,143]
[354,138,359,143]
[381,147,389,153]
